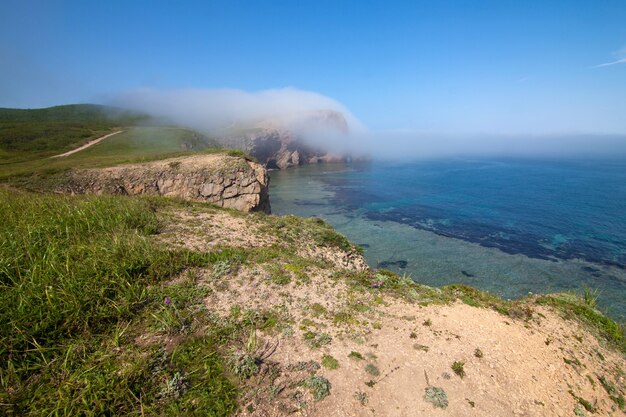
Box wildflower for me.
[164,297,171,305]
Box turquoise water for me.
[269,159,626,320]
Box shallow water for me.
[269,158,626,320]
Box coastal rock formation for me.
[62,154,270,213]
[222,109,351,169]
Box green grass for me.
[321,354,339,370]
[1,126,224,182]
[0,104,147,161]
[452,361,466,378]
[0,190,243,415]
[536,294,626,353]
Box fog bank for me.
[112,87,365,133]
[111,87,626,160]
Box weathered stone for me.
[61,154,270,213]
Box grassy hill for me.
[0,104,225,183]
[0,104,148,160]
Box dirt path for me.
[51,130,124,158]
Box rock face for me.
[62,154,270,213]
[222,109,351,170]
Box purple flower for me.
[164,297,171,305]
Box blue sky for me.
[1,0,625,134]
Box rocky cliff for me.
[60,154,271,213]
[222,109,351,170]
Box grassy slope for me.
[1,190,624,416]
[0,104,146,161]
[0,126,225,182]
[0,104,227,182]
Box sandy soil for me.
[159,204,626,417]
[50,130,123,158]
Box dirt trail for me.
[50,130,123,158]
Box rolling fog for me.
[112,87,626,160]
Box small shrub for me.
[303,375,332,401]
[348,351,364,360]
[365,364,380,377]
[229,352,259,379]
[321,355,339,370]
[452,361,465,378]
[423,319,432,326]
[354,391,368,405]
[424,386,448,409]
[212,260,231,279]
[304,332,332,349]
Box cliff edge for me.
[59,153,271,213]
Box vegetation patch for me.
[348,351,364,360]
[536,294,626,353]
[302,375,332,401]
[365,364,380,377]
[303,331,332,349]
[321,354,340,370]
[452,361,466,378]
[424,386,448,409]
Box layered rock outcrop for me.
[61,154,270,213]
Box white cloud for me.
[594,46,626,68]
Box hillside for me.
[1,188,624,416]
[0,104,148,160]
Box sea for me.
[269,158,626,321]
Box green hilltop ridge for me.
[0,104,230,184]
[0,104,146,159]
[0,104,625,416]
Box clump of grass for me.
[564,357,582,367]
[303,332,332,349]
[569,390,596,413]
[423,319,432,326]
[452,361,466,378]
[211,260,232,279]
[321,354,339,370]
[302,375,332,401]
[348,351,364,360]
[598,375,626,409]
[365,364,380,376]
[582,287,599,308]
[310,303,327,317]
[287,360,320,373]
[424,386,448,409]
[354,391,368,405]
[267,264,292,285]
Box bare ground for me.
[157,204,626,417]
